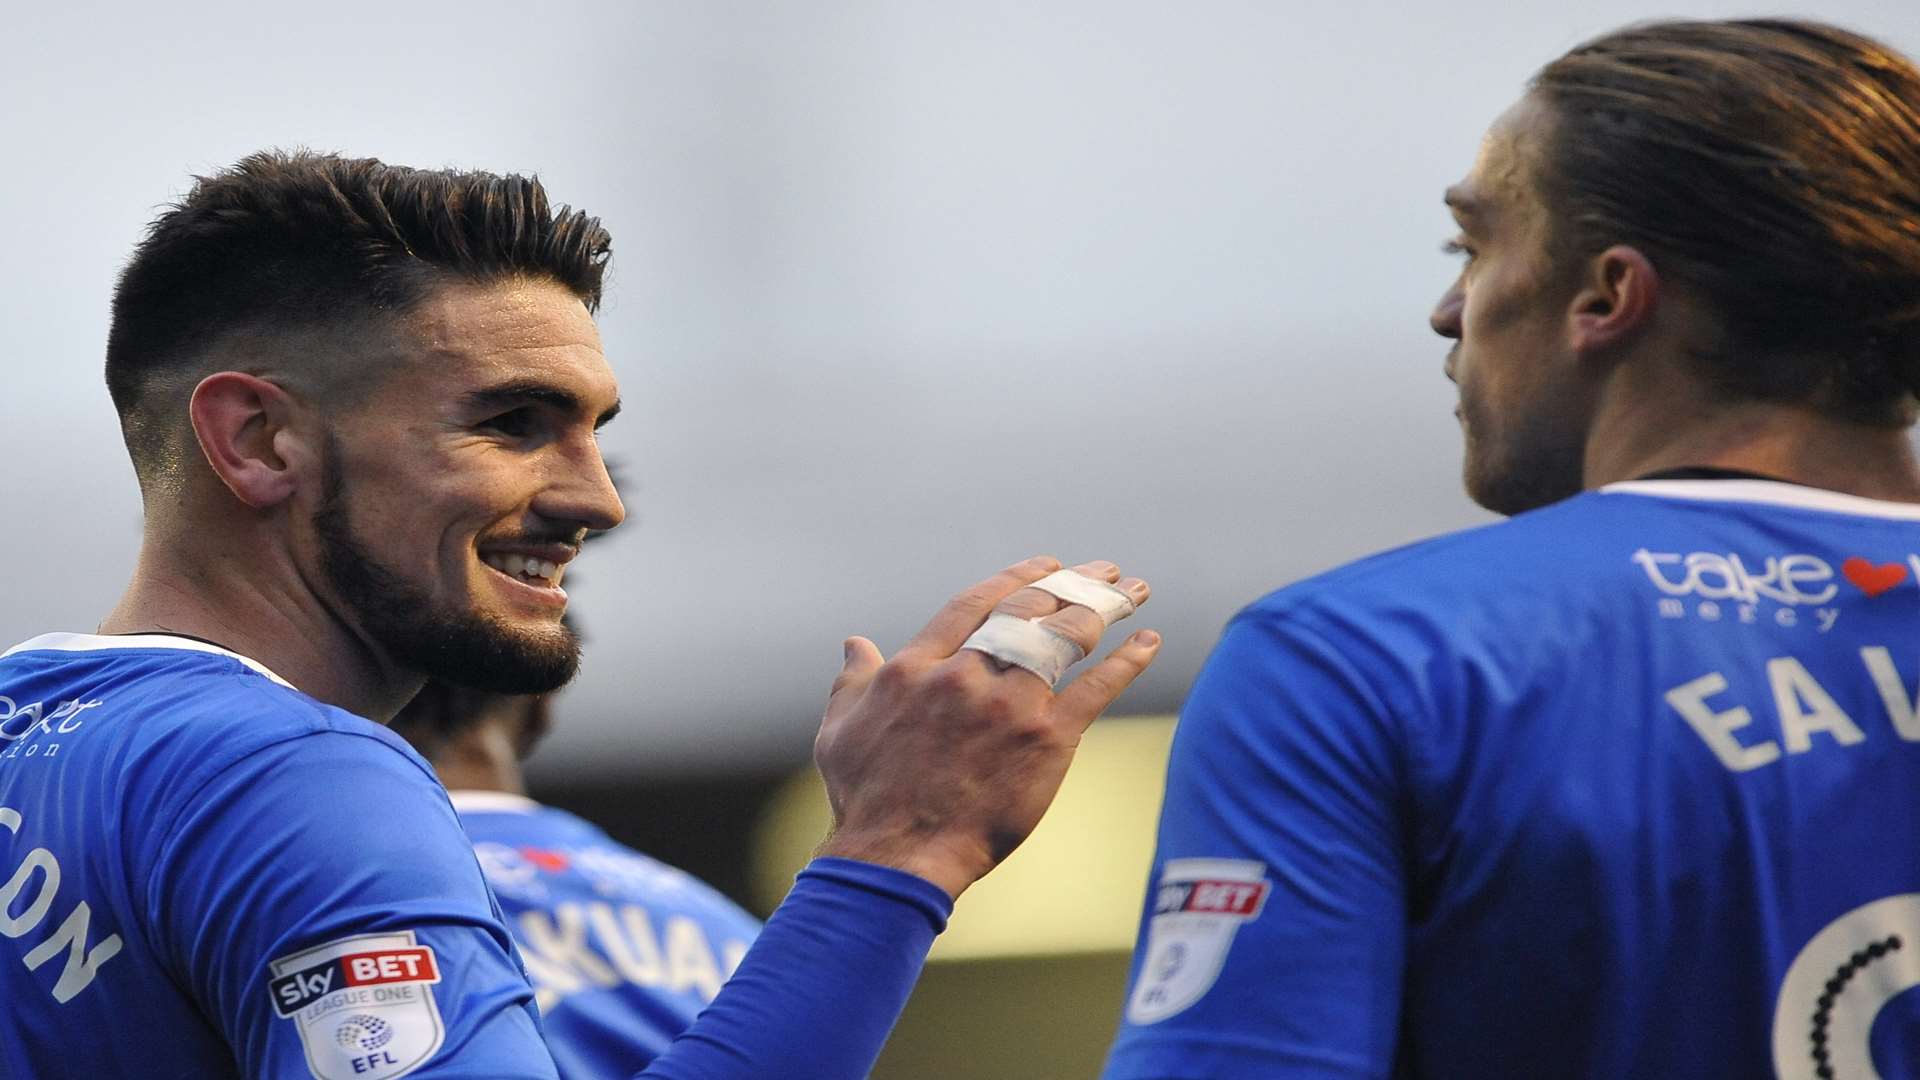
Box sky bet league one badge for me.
[1126,858,1271,1025]
[269,931,446,1080]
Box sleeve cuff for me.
[797,856,955,933]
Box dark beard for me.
[1461,397,1587,517]
[314,437,581,694]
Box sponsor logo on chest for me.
[0,697,101,764]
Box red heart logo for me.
[519,847,571,872]
[1842,557,1908,598]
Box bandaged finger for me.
[960,612,1086,686]
[1025,569,1137,626]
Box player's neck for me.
[98,534,424,722]
[431,723,528,795]
[1583,381,1920,503]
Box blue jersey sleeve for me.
[1104,611,1411,1079]
[631,858,951,1080]
[146,730,559,1079]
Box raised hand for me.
[813,556,1160,898]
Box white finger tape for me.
[961,612,1086,686]
[1026,569,1138,626]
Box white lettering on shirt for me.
[1666,673,1781,772]
[1668,646,1919,774]
[0,807,123,1002]
[515,900,749,1014]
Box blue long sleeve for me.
[632,857,953,1080]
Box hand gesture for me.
[813,556,1160,898]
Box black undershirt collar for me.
[108,629,247,655]
[1632,465,1797,484]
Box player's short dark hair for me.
[390,680,487,759]
[1531,19,1920,424]
[388,679,523,764]
[389,622,565,764]
[106,150,613,484]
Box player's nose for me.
[539,447,626,534]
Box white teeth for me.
[483,552,564,586]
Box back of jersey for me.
[1106,479,1920,1079]
[450,793,760,1078]
[1566,482,1920,1078]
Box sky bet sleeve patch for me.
[1125,858,1271,1025]
[269,931,445,1080]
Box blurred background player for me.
[1105,17,1920,1080]
[390,600,762,1077]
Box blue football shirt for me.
[449,792,761,1078]
[1105,479,1920,1078]
[0,633,955,1080]
[0,633,556,1080]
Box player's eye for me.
[1441,238,1477,264]
[479,408,538,439]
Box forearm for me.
[631,857,952,1080]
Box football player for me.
[1105,18,1920,1079]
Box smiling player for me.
[1105,19,1920,1079]
[0,152,1160,1079]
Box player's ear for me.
[187,372,316,509]
[1566,244,1660,357]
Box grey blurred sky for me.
[4,1,1915,778]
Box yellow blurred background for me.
[751,717,1178,1080]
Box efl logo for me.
[272,946,440,1016]
[269,932,447,1080]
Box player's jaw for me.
[312,444,583,695]
[1454,351,1590,517]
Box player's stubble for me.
[312,431,583,695]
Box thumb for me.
[830,636,885,697]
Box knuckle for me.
[1003,714,1068,758]
[976,691,1021,726]
[1044,612,1103,655]
[998,560,1053,588]
[1071,668,1116,696]
[995,590,1057,621]
[951,585,999,611]
[870,660,916,694]
[928,661,977,695]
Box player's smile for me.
[477,543,576,608]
